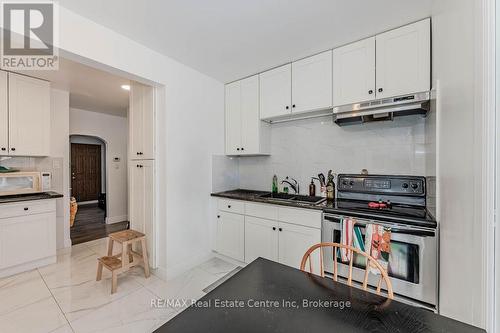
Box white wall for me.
[69,108,128,224]
[56,6,225,278]
[432,0,486,328]
[237,115,426,193]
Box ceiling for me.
[58,0,432,83]
[17,57,130,116]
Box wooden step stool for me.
[96,229,150,294]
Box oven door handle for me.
[323,215,436,237]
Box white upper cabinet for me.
[8,73,50,157]
[0,71,8,154]
[130,82,155,160]
[332,37,376,106]
[292,51,332,114]
[225,75,269,156]
[376,18,431,99]
[259,64,292,120]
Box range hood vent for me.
[333,92,430,126]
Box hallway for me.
[70,204,128,245]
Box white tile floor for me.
[0,238,238,333]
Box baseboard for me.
[154,266,168,281]
[78,200,98,205]
[106,215,128,224]
[63,238,72,248]
[0,256,56,278]
[165,251,214,280]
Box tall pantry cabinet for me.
[129,82,155,267]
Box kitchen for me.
[0,1,496,332]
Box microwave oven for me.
[0,172,49,196]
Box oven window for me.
[333,230,419,284]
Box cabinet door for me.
[0,71,7,154]
[225,81,242,155]
[240,75,261,155]
[129,160,155,267]
[245,216,278,263]
[0,212,56,269]
[259,64,292,120]
[332,37,376,106]
[216,211,245,262]
[8,73,50,156]
[292,51,332,113]
[376,19,430,98]
[278,222,320,271]
[130,83,155,160]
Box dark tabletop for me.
[155,258,483,333]
[0,191,63,204]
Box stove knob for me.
[411,183,418,189]
[402,183,409,189]
[342,180,348,186]
[349,181,354,186]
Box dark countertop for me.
[156,258,483,333]
[211,189,437,227]
[211,189,325,211]
[0,191,63,204]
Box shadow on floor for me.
[71,203,129,245]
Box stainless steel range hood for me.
[333,92,430,126]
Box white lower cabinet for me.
[216,211,245,262]
[216,199,321,270]
[245,216,279,263]
[0,200,56,277]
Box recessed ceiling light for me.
[121,84,130,91]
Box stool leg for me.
[140,238,150,278]
[121,241,129,271]
[96,262,103,281]
[111,271,118,294]
[128,243,133,264]
[107,238,114,256]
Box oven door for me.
[322,214,437,308]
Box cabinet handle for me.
[368,90,373,94]
[272,227,276,231]
[23,207,28,211]
[378,88,383,93]
[279,228,282,232]
[285,106,289,110]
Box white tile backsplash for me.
[233,115,429,194]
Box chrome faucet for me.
[281,177,299,194]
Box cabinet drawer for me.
[218,199,244,214]
[0,200,56,219]
[278,206,322,229]
[245,202,278,221]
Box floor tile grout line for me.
[36,268,76,333]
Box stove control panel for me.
[338,174,426,196]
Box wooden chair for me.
[96,229,150,294]
[300,242,394,299]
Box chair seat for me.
[98,256,122,270]
[109,229,145,242]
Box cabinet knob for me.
[285,106,289,110]
[237,148,240,151]
[292,104,296,108]
[378,88,383,93]
[272,227,276,231]
[279,227,282,232]
[241,147,244,151]
[368,90,373,94]
[136,152,139,155]
[23,207,28,211]
[11,148,15,151]
[217,215,220,219]
[1,147,5,151]
[228,205,231,208]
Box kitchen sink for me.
[259,193,326,205]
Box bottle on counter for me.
[309,178,317,196]
[272,174,278,193]
[326,170,336,201]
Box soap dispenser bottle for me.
[272,175,278,193]
[309,178,317,196]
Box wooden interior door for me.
[71,143,101,202]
